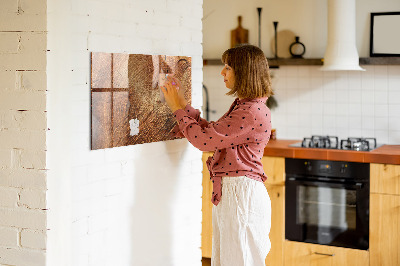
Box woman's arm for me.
[173,107,257,152]
[181,104,210,128]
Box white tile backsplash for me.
[389,117,400,131]
[286,77,299,89]
[323,103,336,116]
[389,108,400,124]
[375,104,389,117]
[388,91,400,104]
[336,90,349,103]
[348,71,362,90]
[362,90,375,103]
[374,77,388,91]
[361,104,374,117]
[374,90,388,104]
[374,65,388,77]
[375,130,389,144]
[204,64,400,145]
[388,76,400,91]
[336,115,348,129]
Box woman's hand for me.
[161,76,187,113]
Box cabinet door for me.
[261,156,285,185]
[284,241,369,266]
[370,193,400,266]
[264,185,284,266]
[370,163,400,195]
[202,152,213,258]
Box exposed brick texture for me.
[1,0,204,265]
[0,0,48,264]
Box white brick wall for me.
[21,229,47,250]
[0,0,48,265]
[47,1,203,266]
[0,227,19,247]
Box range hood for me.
[320,0,365,71]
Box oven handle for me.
[286,177,364,189]
[314,252,335,257]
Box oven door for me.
[285,177,369,250]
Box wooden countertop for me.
[263,139,400,165]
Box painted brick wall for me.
[46,0,203,266]
[0,0,48,265]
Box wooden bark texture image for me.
[91,52,192,150]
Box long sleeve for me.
[173,105,257,152]
[182,104,210,128]
[171,104,210,137]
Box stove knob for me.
[305,162,312,171]
[340,164,347,174]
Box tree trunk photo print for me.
[90,52,192,150]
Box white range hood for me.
[320,0,365,71]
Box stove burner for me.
[340,137,377,151]
[301,135,339,149]
[295,136,378,151]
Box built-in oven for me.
[285,158,370,250]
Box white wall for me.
[46,0,203,266]
[203,0,400,145]
[0,0,48,265]
[203,0,400,58]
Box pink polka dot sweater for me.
[172,97,271,206]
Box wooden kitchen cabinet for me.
[264,184,285,266]
[261,156,285,186]
[370,163,400,266]
[370,193,400,266]
[202,152,213,258]
[284,241,369,266]
[262,156,285,266]
[370,163,400,195]
[201,154,286,266]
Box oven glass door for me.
[298,185,356,229]
[286,179,369,250]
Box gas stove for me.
[289,135,381,151]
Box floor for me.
[202,257,211,266]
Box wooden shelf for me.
[203,58,323,67]
[268,58,322,67]
[203,57,400,67]
[359,57,400,65]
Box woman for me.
[162,44,273,266]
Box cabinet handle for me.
[314,252,335,257]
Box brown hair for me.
[221,44,273,99]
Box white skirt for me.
[212,176,271,266]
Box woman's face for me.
[221,64,235,89]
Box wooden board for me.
[230,16,249,48]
